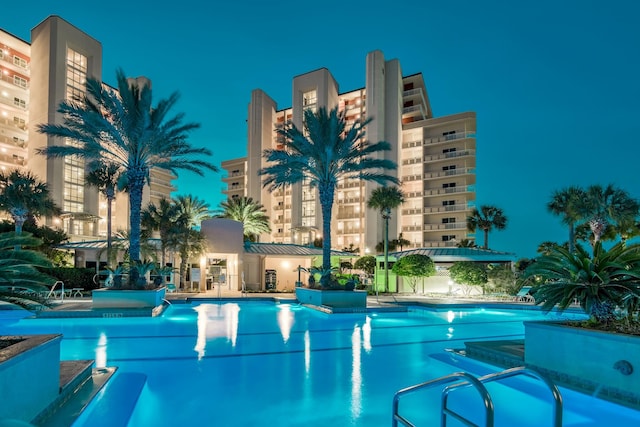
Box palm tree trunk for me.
[384,214,389,293]
[128,174,145,263]
[568,223,575,253]
[319,185,335,286]
[106,196,113,267]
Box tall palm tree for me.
[171,228,207,290]
[36,69,217,262]
[579,184,639,246]
[216,197,271,241]
[547,186,585,253]
[141,197,182,267]
[0,170,60,237]
[367,186,405,292]
[85,161,123,265]
[260,106,398,280]
[174,194,212,229]
[467,205,507,250]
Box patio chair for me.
[166,283,177,293]
[514,285,534,302]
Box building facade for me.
[0,16,174,247]
[222,50,477,254]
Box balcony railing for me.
[402,208,424,215]
[340,197,363,204]
[336,212,362,220]
[0,73,29,90]
[424,222,467,231]
[0,117,27,132]
[402,174,422,182]
[401,225,423,232]
[402,140,423,149]
[402,88,423,98]
[424,149,475,162]
[0,153,25,166]
[424,186,475,197]
[423,168,475,179]
[424,132,476,145]
[424,203,474,213]
[401,157,422,166]
[0,134,26,148]
[337,181,362,189]
[273,204,291,211]
[423,240,459,248]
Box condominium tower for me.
[222,50,477,253]
[0,16,174,247]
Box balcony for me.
[337,181,361,189]
[401,157,422,166]
[424,132,476,145]
[339,197,363,204]
[424,222,467,231]
[222,171,245,181]
[401,140,423,149]
[222,185,245,194]
[336,228,361,235]
[402,88,423,98]
[0,117,27,132]
[424,203,474,213]
[401,174,422,183]
[423,168,475,179]
[424,150,475,163]
[0,153,25,166]
[272,204,291,211]
[0,134,26,148]
[401,208,424,215]
[336,212,362,220]
[423,240,458,248]
[401,225,423,232]
[423,186,475,197]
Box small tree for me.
[354,255,376,277]
[449,262,488,294]
[486,264,518,295]
[392,254,435,293]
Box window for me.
[13,55,27,69]
[442,200,455,206]
[443,147,457,154]
[442,182,457,189]
[13,116,26,129]
[13,97,26,109]
[13,75,27,88]
[442,165,457,171]
[443,130,456,140]
[441,218,456,224]
[442,235,456,241]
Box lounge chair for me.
[166,283,177,293]
[514,286,534,302]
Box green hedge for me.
[43,268,97,290]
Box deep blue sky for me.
[3,1,639,259]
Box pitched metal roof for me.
[244,242,353,257]
[58,238,161,250]
[385,247,516,262]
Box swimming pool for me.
[2,301,639,426]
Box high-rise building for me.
[222,50,476,253]
[0,16,175,244]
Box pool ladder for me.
[392,366,563,427]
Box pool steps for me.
[71,372,147,427]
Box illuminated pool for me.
[1,302,638,426]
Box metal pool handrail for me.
[392,371,494,427]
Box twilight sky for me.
[2,0,639,259]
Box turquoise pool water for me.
[1,302,639,426]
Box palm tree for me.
[36,69,217,262]
[174,194,212,229]
[0,232,55,310]
[367,186,405,292]
[467,205,507,250]
[393,233,411,251]
[216,196,271,241]
[522,242,640,323]
[260,107,398,282]
[0,170,60,245]
[173,195,212,289]
[579,184,639,246]
[85,161,123,265]
[456,238,477,248]
[547,186,586,253]
[536,241,566,255]
[141,197,182,267]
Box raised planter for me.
[0,334,62,422]
[295,287,367,308]
[524,321,640,407]
[92,287,166,309]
